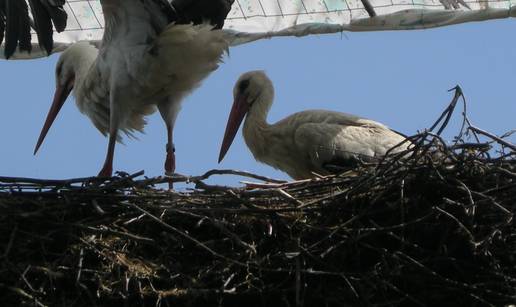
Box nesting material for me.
[0,87,515,306]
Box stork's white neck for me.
[76,50,97,77]
[64,42,98,97]
[246,89,274,126]
[242,85,274,157]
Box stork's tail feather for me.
[122,105,157,140]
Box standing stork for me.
[218,71,410,180]
[33,0,233,177]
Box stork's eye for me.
[239,79,250,92]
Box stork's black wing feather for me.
[155,0,178,22]
[171,0,234,29]
[0,0,233,58]
[0,0,66,58]
[28,0,53,55]
[17,0,32,54]
[41,0,66,32]
[0,20,4,52]
[147,0,178,33]
[4,0,21,58]
[0,1,5,51]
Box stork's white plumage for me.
[218,71,410,180]
[34,0,231,177]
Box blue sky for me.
[1,19,515,186]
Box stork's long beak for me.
[218,93,250,163]
[34,77,74,155]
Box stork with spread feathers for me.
[0,0,232,58]
[218,71,410,180]
[33,0,233,177]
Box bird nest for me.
[1,87,515,307]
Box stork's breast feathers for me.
[76,66,156,140]
[81,100,155,142]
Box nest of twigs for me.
[0,87,515,307]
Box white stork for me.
[33,0,232,177]
[218,71,410,180]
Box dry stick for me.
[464,115,482,144]
[276,189,305,207]
[468,126,516,152]
[0,175,101,186]
[454,179,475,206]
[163,169,287,185]
[132,169,287,190]
[394,87,464,175]
[0,170,145,191]
[453,88,469,145]
[449,143,491,151]
[429,85,463,136]
[377,226,426,252]
[434,207,475,243]
[241,181,287,189]
[399,179,406,244]
[195,181,238,192]
[124,202,247,267]
[138,206,320,214]
[199,169,287,183]
[295,257,302,307]
[90,199,106,215]
[2,223,17,260]
[352,213,434,232]
[500,129,516,139]
[76,248,84,283]
[494,167,516,179]
[174,209,257,255]
[74,224,155,243]
[101,170,145,188]
[308,215,362,250]
[469,190,512,218]
[379,280,426,307]
[394,252,509,302]
[5,286,48,307]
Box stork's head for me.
[218,70,274,163]
[34,42,97,155]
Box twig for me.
[124,202,247,267]
[429,85,463,136]
[468,126,516,152]
[434,206,475,243]
[2,223,17,260]
[74,225,155,243]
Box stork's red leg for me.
[98,124,118,177]
[164,124,176,189]
[158,99,181,189]
[98,86,127,178]
[165,124,175,172]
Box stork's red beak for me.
[218,93,250,163]
[34,77,74,155]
